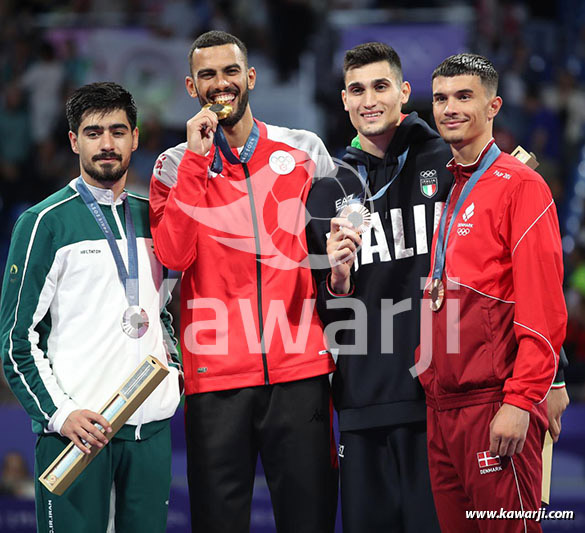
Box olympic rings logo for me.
[269,151,295,175]
[420,169,437,178]
[457,227,471,236]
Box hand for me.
[186,107,219,155]
[61,409,112,454]
[547,387,569,443]
[326,217,361,294]
[489,403,530,457]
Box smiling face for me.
[432,74,502,155]
[69,108,138,185]
[186,43,256,127]
[342,60,411,144]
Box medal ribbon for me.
[356,147,409,202]
[432,143,501,281]
[76,177,139,307]
[210,121,260,173]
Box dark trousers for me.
[339,422,439,533]
[185,375,338,533]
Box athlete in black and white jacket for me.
[306,42,450,533]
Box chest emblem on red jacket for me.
[420,170,438,198]
[269,150,296,175]
[457,203,475,236]
[462,202,475,222]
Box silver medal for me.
[121,306,149,338]
[338,201,372,234]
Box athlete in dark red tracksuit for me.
[416,54,567,533]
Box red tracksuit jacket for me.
[150,119,336,395]
[417,141,567,412]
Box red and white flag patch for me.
[477,451,501,469]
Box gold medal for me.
[429,279,445,312]
[203,103,233,120]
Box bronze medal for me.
[429,279,445,312]
[203,103,233,120]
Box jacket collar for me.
[69,178,127,206]
[446,138,495,177]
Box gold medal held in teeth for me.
[429,278,445,312]
[203,103,233,120]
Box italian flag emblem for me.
[420,174,438,198]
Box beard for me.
[359,123,392,138]
[83,153,128,183]
[441,133,464,145]
[221,88,248,127]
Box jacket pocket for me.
[434,286,500,395]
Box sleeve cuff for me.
[48,398,80,435]
[326,272,354,297]
[176,149,213,192]
[503,394,533,413]
[551,382,566,390]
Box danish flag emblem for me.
[477,451,501,469]
[462,202,475,222]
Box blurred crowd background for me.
[0,1,584,530]
[2,0,585,402]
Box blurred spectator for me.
[127,116,166,194]
[63,38,91,91]
[0,83,34,278]
[0,451,34,499]
[563,244,585,399]
[267,0,317,83]
[0,84,31,183]
[542,68,585,178]
[0,36,33,88]
[155,0,205,38]
[521,86,561,163]
[20,41,65,147]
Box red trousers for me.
[427,401,547,533]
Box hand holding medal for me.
[326,209,364,294]
[337,199,372,235]
[187,103,233,155]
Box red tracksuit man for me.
[416,54,567,533]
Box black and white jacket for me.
[306,112,453,431]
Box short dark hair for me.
[343,42,403,83]
[66,82,137,133]
[432,53,498,95]
[188,31,248,74]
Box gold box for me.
[511,145,539,170]
[39,355,169,495]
